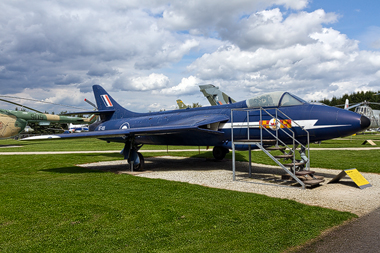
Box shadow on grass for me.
[35,150,248,176]
[40,166,105,174]
[0,144,23,148]
[37,152,246,175]
[79,153,122,158]
[72,152,263,175]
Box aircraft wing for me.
[62,109,115,115]
[169,114,229,126]
[21,114,229,141]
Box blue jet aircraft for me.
[23,85,370,170]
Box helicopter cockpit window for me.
[246,91,284,108]
[280,93,306,107]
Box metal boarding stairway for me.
[230,107,325,189]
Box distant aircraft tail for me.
[93,85,139,119]
[176,99,188,109]
[199,84,236,106]
[82,114,97,123]
[344,99,349,110]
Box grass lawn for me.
[0,138,206,152]
[2,134,380,174]
[309,133,380,148]
[0,150,357,252]
[1,134,378,251]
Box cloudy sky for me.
[1,0,380,113]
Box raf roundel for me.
[120,122,130,130]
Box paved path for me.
[294,207,380,253]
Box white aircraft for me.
[66,123,90,133]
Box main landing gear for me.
[131,152,144,171]
[122,138,145,171]
[213,146,229,160]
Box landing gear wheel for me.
[213,146,229,160]
[133,152,145,171]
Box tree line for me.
[319,90,380,110]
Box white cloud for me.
[0,1,201,92]
[220,9,338,51]
[115,73,170,91]
[159,0,309,31]
[1,0,380,112]
[186,12,380,101]
[135,39,200,69]
[2,85,93,113]
[157,76,202,95]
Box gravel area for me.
[78,156,380,216]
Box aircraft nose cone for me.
[360,115,371,130]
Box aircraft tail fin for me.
[93,85,138,119]
[344,99,349,110]
[199,84,236,106]
[176,99,188,109]
[82,114,97,124]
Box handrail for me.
[260,107,310,171]
[274,108,310,170]
[230,107,309,145]
[231,106,310,170]
[261,107,308,149]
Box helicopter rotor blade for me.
[347,102,364,110]
[0,98,43,113]
[0,95,88,111]
[366,102,380,106]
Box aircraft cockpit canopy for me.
[246,91,306,108]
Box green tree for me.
[319,90,380,110]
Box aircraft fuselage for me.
[92,101,368,149]
[21,86,371,167]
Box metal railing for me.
[230,107,310,189]
[259,107,310,171]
